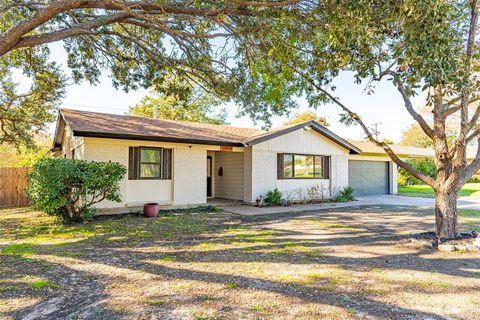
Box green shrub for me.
[397,158,437,186]
[264,188,282,206]
[27,158,127,224]
[335,186,355,202]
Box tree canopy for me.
[0,0,298,147]
[0,134,50,167]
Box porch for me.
[206,149,247,202]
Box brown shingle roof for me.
[56,109,361,153]
[58,109,262,147]
[57,109,473,159]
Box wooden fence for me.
[0,167,30,207]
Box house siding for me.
[214,152,244,200]
[83,139,130,208]
[60,125,85,159]
[243,147,253,202]
[81,138,213,208]
[247,129,350,202]
[173,148,207,205]
[330,155,349,196]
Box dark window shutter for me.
[128,147,139,180]
[277,153,284,179]
[323,156,330,179]
[162,149,172,179]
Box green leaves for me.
[0,1,298,145]
[0,49,65,148]
[1,1,477,141]
[26,158,127,224]
[233,0,476,122]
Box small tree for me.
[27,158,127,223]
[400,124,435,149]
[264,188,283,206]
[283,111,329,127]
[128,81,228,124]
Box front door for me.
[207,156,212,197]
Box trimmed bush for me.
[27,158,127,223]
[335,186,355,202]
[264,188,283,206]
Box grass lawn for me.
[1,206,480,319]
[398,183,480,198]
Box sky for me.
[42,42,427,142]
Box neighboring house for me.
[51,109,453,210]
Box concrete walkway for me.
[221,194,480,215]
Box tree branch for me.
[11,13,130,50]
[1,0,288,57]
[226,0,299,7]
[77,1,262,16]
[449,0,478,171]
[0,0,87,56]
[124,18,232,40]
[466,127,480,143]
[387,71,435,138]
[458,138,480,187]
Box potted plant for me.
[143,203,159,218]
[256,196,263,207]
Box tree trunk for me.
[434,189,459,239]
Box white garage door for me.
[348,160,389,196]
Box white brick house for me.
[53,109,407,211]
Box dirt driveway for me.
[1,205,479,319]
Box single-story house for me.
[51,109,462,211]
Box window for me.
[277,154,329,179]
[283,154,293,178]
[129,147,172,180]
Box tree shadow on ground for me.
[2,205,479,319]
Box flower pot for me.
[143,203,159,218]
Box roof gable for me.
[245,120,361,154]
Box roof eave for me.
[73,130,246,147]
[52,110,67,149]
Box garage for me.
[348,160,389,196]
